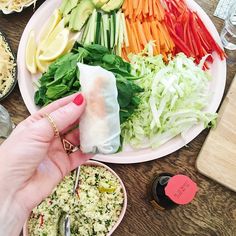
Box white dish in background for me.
[1,0,36,14]
[23,160,127,236]
[17,0,227,164]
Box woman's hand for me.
[0,93,91,236]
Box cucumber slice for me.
[121,12,129,47]
[81,15,91,43]
[95,12,102,44]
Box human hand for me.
[0,93,92,236]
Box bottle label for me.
[164,175,198,205]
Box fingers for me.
[24,93,81,125]
[32,94,85,141]
[36,93,80,118]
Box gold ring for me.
[44,113,60,137]
[62,138,80,154]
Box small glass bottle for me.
[0,105,14,139]
[150,173,197,210]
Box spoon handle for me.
[73,166,81,195]
[65,214,70,236]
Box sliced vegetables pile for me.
[122,0,174,60]
[121,47,217,148]
[163,0,226,67]
[24,0,226,150]
[80,9,128,56]
[34,44,142,124]
[60,0,123,31]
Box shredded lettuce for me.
[121,50,217,149]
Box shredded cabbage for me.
[121,50,217,149]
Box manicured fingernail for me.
[73,94,84,106]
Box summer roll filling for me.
[78,63,121,154]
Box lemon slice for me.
[39,28,70,61]
[39,18,65,50]
[35,48,51,73]
[63,32,80,54]
[25,30,37,74]
[39,9,62,44]
[98,182,117,193]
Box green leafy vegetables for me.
[34,43,143,124]
[121,48,217,148]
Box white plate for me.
[17,0,226,164]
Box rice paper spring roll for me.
[78,63,121,154]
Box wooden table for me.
[1,0,236,235]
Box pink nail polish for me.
[73,94,84,106]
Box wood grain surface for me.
[1,0,236,235]
[196,74,236,192]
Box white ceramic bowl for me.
[23,160,127,236]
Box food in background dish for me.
[78,63,121,154]
[28,165,124,236]
[0,32,16,99]
[0,0,35,12]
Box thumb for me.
[32,93,85,141]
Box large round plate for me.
[18,0,226,164]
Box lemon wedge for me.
[39,18,65,50]
[25,30,37,74]
[63,32,80,54]
[98,182,117,193]
[39,9,62,44]
[39,28,70,61]
[35,48,51,73]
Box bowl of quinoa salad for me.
[24,160,127,236]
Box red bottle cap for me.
[164,175,198,205]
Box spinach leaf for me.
[34,43,142,125]
[46,84,68,99]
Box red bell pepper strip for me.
[194,12,226,59]
[189,11,203,58]
[168,27,193,57]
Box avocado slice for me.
[63,0,80,16]
[92,0,109,8]
[59,0,68,14]
[101,0,124,12]
[69,0,95,31]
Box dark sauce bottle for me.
[150,173,197,210]
[151,173,178,210]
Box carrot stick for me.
[149,0,153,16]
[156,0,165,21]
[153,46,158,55]
[142,21,152,42]
[122,0,128,10]
[136,0,143,18]
[162,52,168,61]
[122,48,129,61]
[129,0,134,19]
[133,0,139,9]
[136,20,148,46]
[132,22,142,52]
[150,21,160,54]
[144,0,149,15]
[125,20,135,53]
[156,22,165,48]
[163,23,175,50]
[157,21,172,52]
